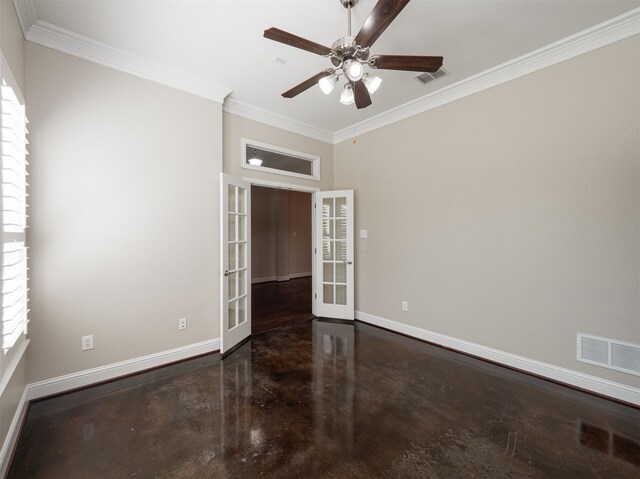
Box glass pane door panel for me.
[323,198,334,218]
[228,300,237,329]
[336,241,347,261]
[336,197,347,217]
[335,219,347,239]
[322,240,333,261]
[238,216,246,241]
[228,185,236,213]
[229,272,237,299]
[228,243,236,270]
[238,296,247,325]
[238,188,246,214]
[323,262,334,282]
[238,242,246,269]
[228,214,236,241]
[322,219,333,239]
[335,263,346,283]
[238,270,246,296]
[336,285,347,305]
[323,284,334,304]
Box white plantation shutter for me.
[0,54,28,352]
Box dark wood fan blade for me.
[264,27,332,56]
[371,55,443,72]
[282,70,333,98]
[355,0,411,48]
[352,81,372,110]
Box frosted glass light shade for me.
[248,157,263,166]
[340,84,354,105]
[319,74,338,95]
[362,73,382,94]
[344,60,364,82]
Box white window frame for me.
[241,137,320,181]
[0,51,29,390]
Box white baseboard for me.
[252,273,311,284]
[252,276,276,284]
[289,272,312,279]
[0,386,29,478]
[355,311,640,406]
[27,338,220,401]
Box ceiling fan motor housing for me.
[330,36,370,67]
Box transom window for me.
[241,138,320,181]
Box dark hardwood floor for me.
[251,276,314,334]
[8,320,640,478]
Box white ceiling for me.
[31,0,640,134]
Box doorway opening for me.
[251,185,314,334]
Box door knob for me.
[224,270,230,277]
[344,260,353,265]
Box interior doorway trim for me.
[242,177,320,193]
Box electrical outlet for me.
[178,317,187,330]
[82,335,94,351]
[401,301,409,312]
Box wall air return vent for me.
[415,68,448,84]
[611,343,640,374]
[577,334,640,376]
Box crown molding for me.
[25,20,232,103]
[12,0,37,38]
[223,99,334,144]
[12,2,640,142]
[333,7,640,144]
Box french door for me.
[314,190,354,320]
[220,174,251,354]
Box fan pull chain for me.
[352,107,357,144]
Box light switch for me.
[360,229,368,239]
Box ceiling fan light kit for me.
[340,84,355,105]
[362,73,382,94]
[344,59,364,82]
[264,0,443,109]
[319,73,339,95]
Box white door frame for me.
[240,177,321,318]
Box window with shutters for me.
[0,53,28,354]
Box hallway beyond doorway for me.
[252,277,314,334]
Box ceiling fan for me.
[264,0,443,109]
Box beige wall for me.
[223,112,334,191]
[251,186,312,282]
[26,43,223,383]
[0,0,27,465]
[334,35,640,388]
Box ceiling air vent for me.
[416,68,447,84]
[577,334,640,376]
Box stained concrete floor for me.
[9,320,640,478]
